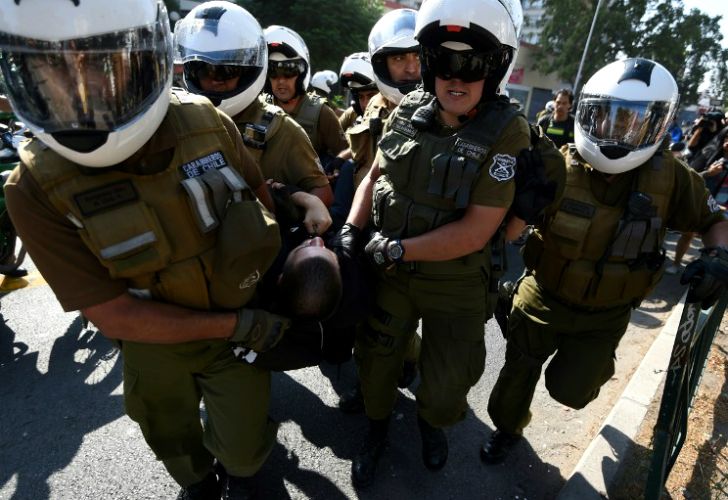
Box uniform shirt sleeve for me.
[278,117,331,191]
[218,110,265,190]
[339,107,358,132]
[666,156,728,233]
[469,115,531,208]
[318,104,349,156]
[4,164,127,311]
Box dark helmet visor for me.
[420,45,506,83]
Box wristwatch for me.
[387,239,405,263]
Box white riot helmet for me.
[174,1,267,117]
[575,58,679,174]
[340,52,377,115]
[545,100,555,113]
[368,9,420,105]
[264,25,310,95]
[311,70,338,95]
[415,0,523,99]
[0,0,173,168]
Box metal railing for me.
[645,289,728,499]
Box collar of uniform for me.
[115,113,176,173]
[232,99,264,124]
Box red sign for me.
[509,67,524,84]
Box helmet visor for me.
[576,95,675,150]
[421,45,505,83]
[0,23,171,134]
[267,59,306,79]
[175,18,265,66]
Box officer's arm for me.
[401,204,508,262]
[504,216,528,242]
[308,184,334,207]
[346,159,381,229]
[82,293,236,344]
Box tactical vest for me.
[372,89,520,274]
[21,91,280,311]
[522,146,674,308]
[292,93,326,153]
[234,98,286,166]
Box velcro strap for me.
[455,158,480,208]
[427,153,450,196]
[99,231,156,259]
[181,176,219,233]
[200,167,229,220]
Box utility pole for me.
[573,0,606,95]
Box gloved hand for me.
[328,222,362,260]
[230,308,291,352]
[680,246,728,309]
[365,231,404,270]
[512,148,557,224]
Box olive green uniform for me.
[232,97,329,191]
[357,90,530,427]
[5,92,280,486]
[348,93,394,188]
[279,92,348,159]
[339,106,358,133]
[488,147,728,435]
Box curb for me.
[556,291,687,499]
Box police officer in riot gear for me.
[482,58,728,465]
[0,1,290,498]
[175,2,333,208]
[339,0,529,487]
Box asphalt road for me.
[0,236,691,500]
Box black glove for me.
[680,246,728,309]
[512,148,557,224]
[365,231,404,270]
[328,222,362,260]
[230,308,291,352]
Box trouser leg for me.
[487,308,557,435]
[197,351,276,478]
[544,308,631,409]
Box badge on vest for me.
[74,180,139,217]
[391,117,418,139]
[454,139,489,162]
[489,154,516,182]
[179,151,229,179]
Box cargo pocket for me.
[79,202,171,278]
[547,211,591,260]
[446,317,486,388]
[558,260,594,303]
[593,263,629,304]
[377,130,419,187]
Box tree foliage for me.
[534,0,727,104]
[240,0,383,73]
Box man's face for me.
[195,64,241,93]
[554,93,571,120]
[385,51,420,83]
[285,237,339,270]
[270,73,298,102]
[357,89,378,113]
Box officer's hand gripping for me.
[680,246,728,309]
[365,232,404,270]
[329,222,362,260]
[230,309,291,352]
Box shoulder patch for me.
[179,151,229,179]
[489,154,516,182]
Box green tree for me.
[241,0,383,73]
[534,0,727,104]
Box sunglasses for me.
[421,46,503,83]
[267,60,305,79]
[188,62,245,81]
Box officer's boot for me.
[479,430,522,465]
[338,382,365,414]
[351,416,390,488]
[176,471,220,500]
[221,474,258,500]
[416,415,448,471]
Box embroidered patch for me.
[454,138,489,162]
[179,151,228,179]
[74,180,138,217]
[707,195,722,213]
[489,153,516,182]
[391,117,418,138]
[239,270,261,289]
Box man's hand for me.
[230,308,290,352]
[365,232,404,270]
[680,246,728,309]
